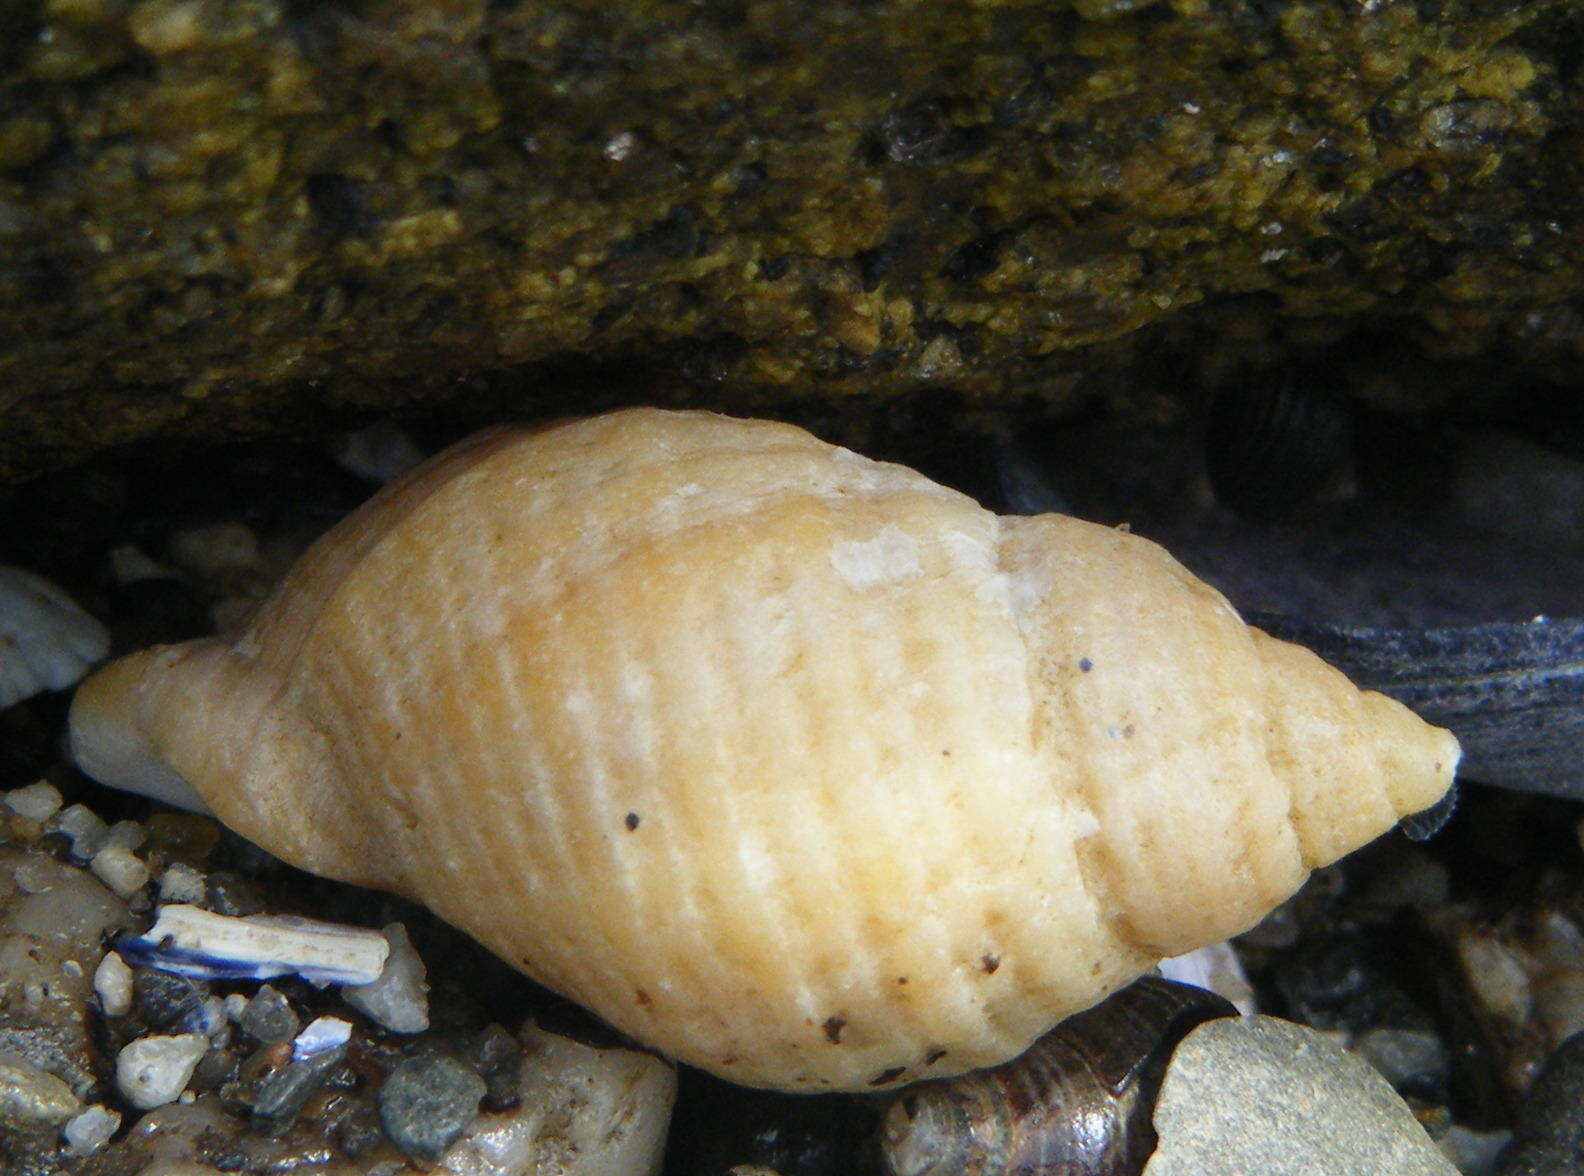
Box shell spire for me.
[68,408,1458,1093]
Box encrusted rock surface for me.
[1,0,1582,478]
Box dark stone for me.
[251,1046,347,1137]
[1496,1032,1584,1175]
[131,969,208,1030]
[204,872,266,918]
[376,1054,487,1165]
[238,986,299,1046]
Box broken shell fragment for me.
[69,409,1458,1091]
[879,977,1236,1176]
[116,904,389,986]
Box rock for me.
[1495,1031,1584,1176]
[436,1022,676,1176]
[1355,1027,1450,1096]
[249,1044,346,1138]
[90,845,151,899]
[0,847,132,1096]
[0,1054,79,1133]
[342,923,430,1034]
[157,864,209,907]
[0,0,1577,482]
[2,784,61,826]
[1142,1015,1458,1176]
[61,1104,121,1156]
[377,1054,487,1165]
[1439,1125,1512,1176]
[116,1034,209,1111]
[49,806,109,862]
[237,986,298,1045]
[93,952,134,1017]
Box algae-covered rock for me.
[0,0,1580,479]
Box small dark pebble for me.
[336,1099,388,1159]
[188,1044,239,1094]
[252,1046,347,1137]
[239,985,299,1045]
[376,1054,487,1165]
[132,968,208,1028]
[205,871,266,917]
[464,1024,523,1112]
[1496,1031,1584,1175]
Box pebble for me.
[1440,1125,1512,1176]
[133,968,208,1028]
[3,781,62,824]
[438,1022,677,1176]
[238,985,299,1044]
[251,1040,346,1137]
[1355,1026,1451,1095]
[1142,1015,1458,1175]
[51,804,110,861]
[116,1033,209,1111]
[91,845,150,899]
[93,951,134,1017]
[158,863,209,906]
[337,420,426,484]
[1495,1031,1584,1175]
[342,922,430,1033]
[376,1054,487,1165]
[0,1053,80,1132]
[204,871,265,917]
[61,1103,120,1156]
[103,819,147,852]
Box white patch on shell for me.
[830,526,922,592]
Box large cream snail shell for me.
[68,408,1458,1092]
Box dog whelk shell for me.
[68,408,1458,1092]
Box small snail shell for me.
[68,409,1458,1092]
[879,976,1235,1176]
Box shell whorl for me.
[68,408,1458,1092]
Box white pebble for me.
[51,804,109,860]
[341,923,430,1033]
[293,1016,352,1060]
[157,863,208,906]
[90,847,150,900]
[3,781,62,823]
[61,1104,121,1156]
[0,565,110,708]
[94,952,134,1017]
[116,1034,208,1111]
[223,993,249,1022]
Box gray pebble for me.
[61,1104,120,1156]
[1143,1015,1458,1176]
[238,985,299,1045]
[252,1045,346,1137]
[1440,1125,1512,1176]
[341,923,429,1034]
[0,1053,79,1133]
[377,1054,487,1165]
[1355,1026,1450,1094]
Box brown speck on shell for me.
[823,1016,847,1044]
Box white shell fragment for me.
[116,904,390,985]
[0,565,109,708]
[292,1016,352,1060]
[1159,941,1257,1015]
[61,1104,121,1157]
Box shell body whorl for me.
[68,409,1458,1092]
